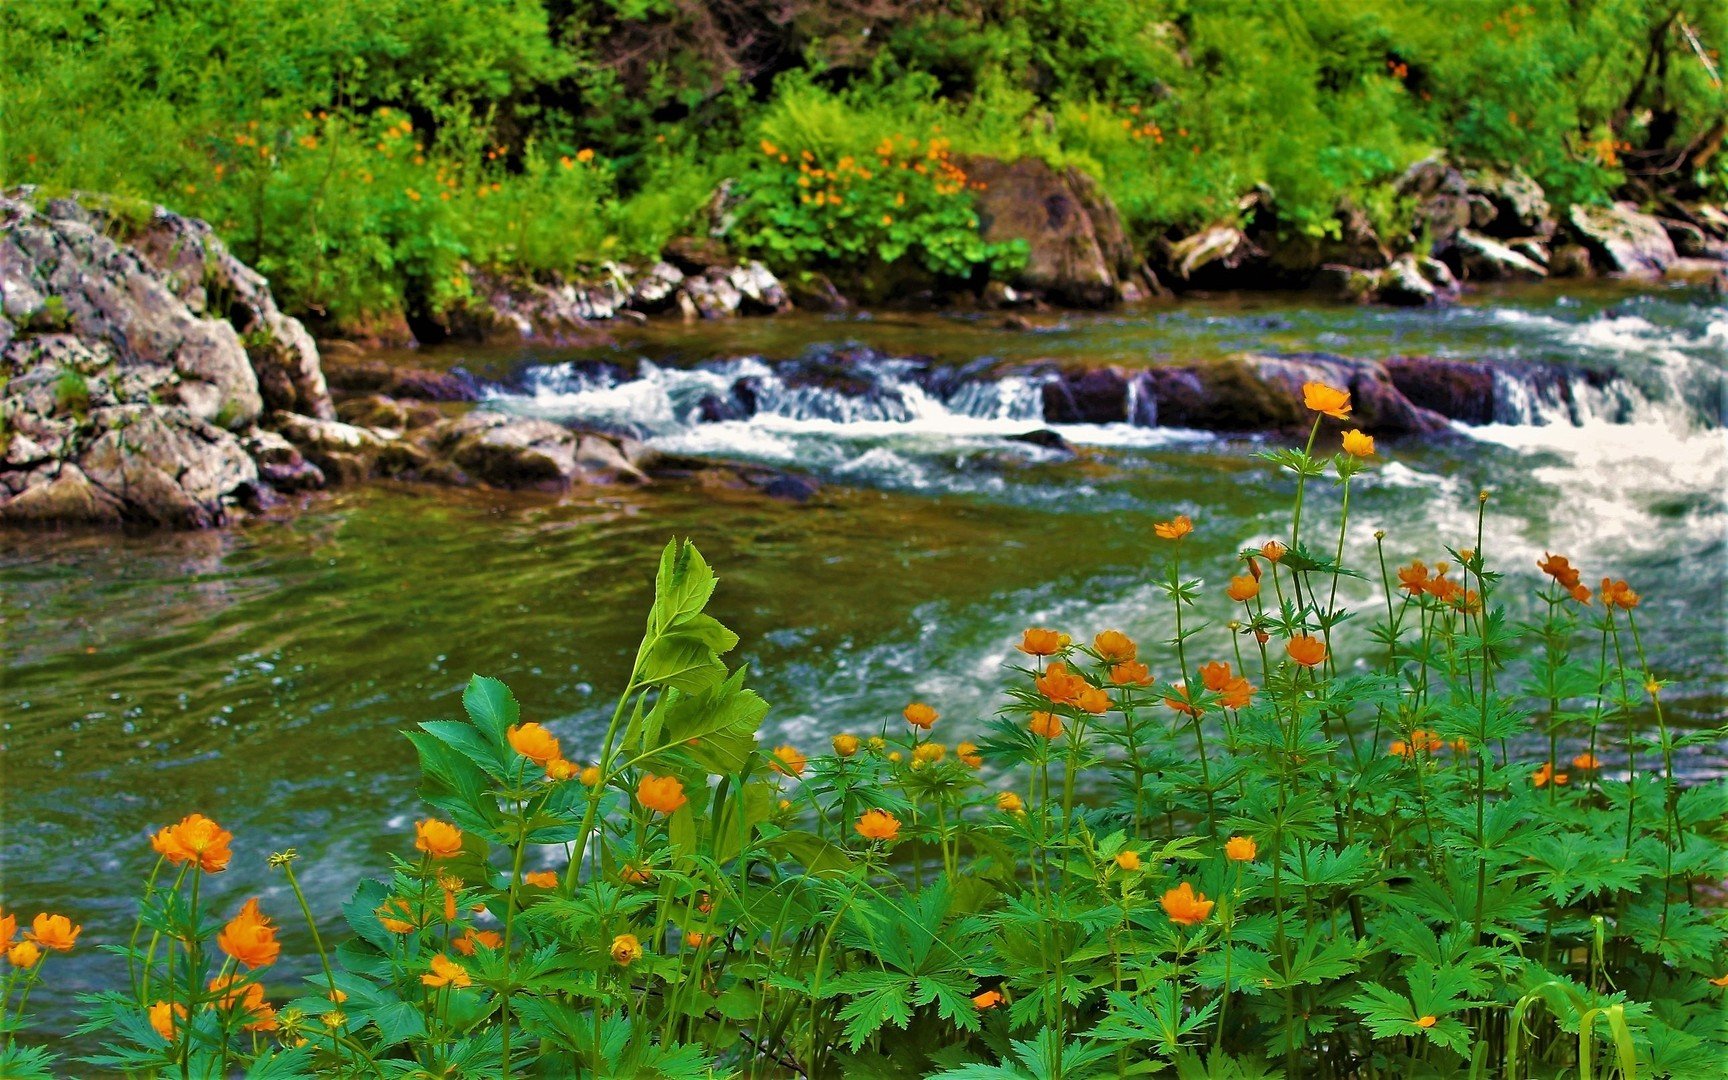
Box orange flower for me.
[973,989,1004,1009]
[210,974,276,1031]
[1415,1015,1438,1028]
[422,953,471,988]
[1219,677,1255,710]
[1397,561,1430,593]
[1600,578,1640,610]
[1226,575,1260,602]
[1261,540,1288,562]
[546,758,578,782]
[523,870,558,888]
[1093,630,1137,662]
[1199,661,1233,692]
[1571,752,1600,771]
[1711,974,1728,987]
[1286,635,1327,667]
[1537,553,1582,590]
[1075,685,1111,714]
[1427,573,1462,604]
[832,733,860,757]
[149,1001,186,1042]
[1570,584,1592,605]
[575,148,595,163]
[1154,514,1194,540]
[28,913,80,952]
[638,774,687,815]
[1016,627,1067,655]
[912,742,946,766]
[1411,728,1444,753]
[772,744,808,777]
[415,819,463,859]
[218,898,280,969]
[507,722,561,767]
[375,898,417,934]
[1160,882,1214,925]
[452,928,503,956]
[7,941,41,969]
[579,765,602,787]
[1110,660,1152,686]
[854,809,901,842]
[151,813,233,873]
[1302,382,1352,420]
[1164,683,1200,717]
[684,931,708,948]
[996,791,1024,813]
[1114,850,1141,871]
[1390,740,1413,759]
[1028,711,1064,739]
[1225,836,1257,861]
[610,933,643,966]
[957,742,983,768]
[0,910,13,951]
[1532,763,1569,788]
[1340,429,1375,457]
[903,702,939,729]
[1036,662,1090,705]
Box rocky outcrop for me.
[964,156,1138,307]
[1565,203,1679,278]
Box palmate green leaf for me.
[241,1046,317,1079]
[1278,842,1374,890]
[1266,934,1367,989]
[1512,831,1652,905]
[827,970,914,1050]
[0,1044,58,1080]
[1093,985,1219,1058]
[1174,1050,1287,1079]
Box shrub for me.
[4,381,1724,1079]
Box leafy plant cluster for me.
[4,0,1725,327]
[4,388,1725,1079]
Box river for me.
[3,282,1724,1036]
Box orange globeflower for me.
[210,974,277,1031]
[1302,382,1352,420]
[1415,1015,1438,1029]
[1601,578,1640,610]
[1286,635,1327,667]
[832,733,861,758]
[506,722,561,767]
[1571,752,1600,771]
[772,745,808,777]
[904,702,939,729]
[149,1001,187,1041]
[1161,882,1214,925]
[1114,850,1141,871]
[151,813,233,873]
[912,742,946,766]
[1225,835,1258,861]
[611,934,643,966]
[1219,677,1255,710]
[1390,740,1413,759]
[218,898,280,970]
[1075,685,1111,714]
[1261,540,1288,562]
[575,148,595,163]
[523,870,558,888]
[453,928,504,956]
[1028,711,1064,739]
[1226,575,1260,602]
[1110,660,1152,686]
[855,809,901,842]
[1153,514,1194,540]
[7,941,41,969]
[1397,560,1430,593]
[996,791,1024,813]
[415,819,463,858]
[1016,627,1066,656]
[957,742,983,768]
[1537,553,1582,589]
[579,765,602,787]
[422,954,471,989]
[1093,630,1137,662]
[973,989,1004,1009]
[1570,584,1592,605]
[1036,662,1090,705]
[0,910,14,951]
[1164,683,1200,718]
[637,774,687,815]
[28,913,80,952]
[545,757,578,782]
[1199,661,1233,693]
[375,898,417,934]
[1710,974,1728,987]
[1340,429,1376,457]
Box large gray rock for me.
[421,411,647,491]
[1465,167,1554,238]
[1566,203,1678,278]
[1142,354,1450,436]
[1452,230,1548,281]
[964,156,1136,307]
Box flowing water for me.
[3,282,1726,1035]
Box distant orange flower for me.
[1028,711,1064,739]
[579,765,602,787]
[1226,575,1260,602]
[415,819,463,859]
[637,774,687,815]
[1036,662,1090,705]
[210,973,277,1031]
[621,862,653,885]
[1341,429,1375,457]
[1261,540,1287,562]
[218,898,279,969]
[1225,836,1258,861]
[523,870,558,888]
[772,745,808,777]
[1390,740,1413,759]
[996,791,1024,813]
[1154,514,1193,540]
[149,1001,186,1042]
[610,933,643,966]
[1532,763,1569,788]
[27,913,79,952]
[375,898,417,934]
[1114,850,1141,871]
[545,757,578,782]
[1161,882,1214,925]
[1411,728,1444,753]
[1397,561,1430,594]
[912,742,946,766]
[684,930,708,948]
[832,733,861,757]
[7,941,41,969]
[422,954,471,988]
[1303,382,1352,420]
[1219,677,1256,710]
[0,910,14,952]
[151,813,232,873]
[1017,628,1066,655]
[904,702,939,729]
[957,741,983,768]
[1570,584,1592,605]
[1110,660,1152,686]
[1286,635,1327,667]
[1600,578,1640,610]
[1164,683,1200,717]
[575,148,595,163]
[855,809,901,842]
[1427,574,1462,604]
[507,722,561,767]
[1571,752,1600,771]
[973,989,1004,1009]
[452,928,503,956]
[1093,630,1137,662]
[1415,1015,1437,1028]
[1537,553,1581,590]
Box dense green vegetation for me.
[3,1,1724,326]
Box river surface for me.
[3,283,1725,1036]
